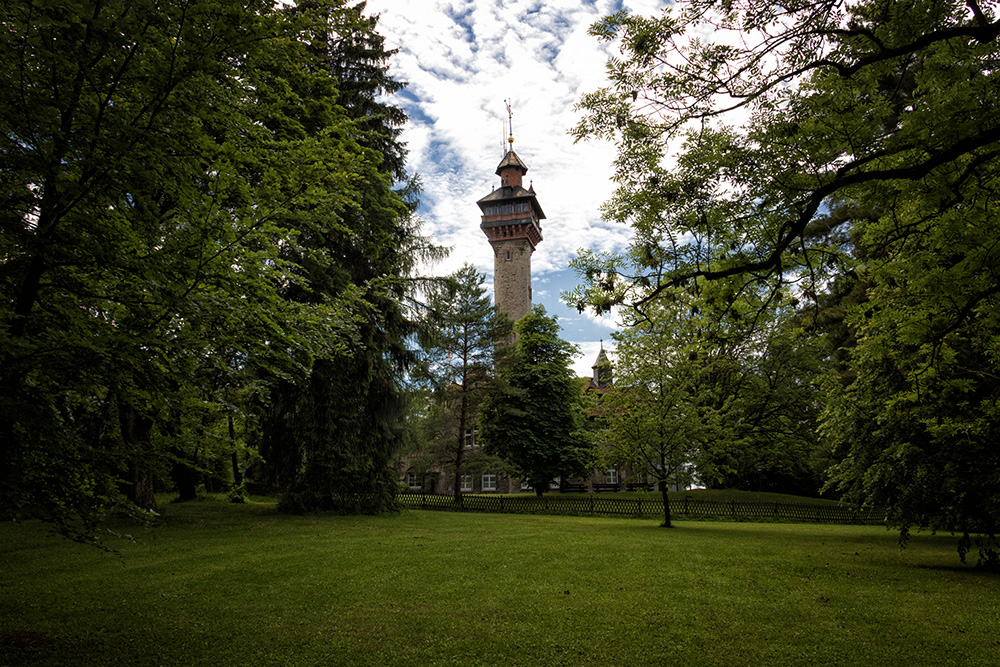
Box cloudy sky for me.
[366,0,669,376]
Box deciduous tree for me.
[574,0,1000,565]
[601,302,706,527]
[0,0,417,538]
[479,306,592,495]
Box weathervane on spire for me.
[505,98,514,149]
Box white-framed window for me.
[520,480,531,490]
[460,475,472,492]
[550,477,561,489]
[482,473,497,491]
[606,468,618,485]
[464,427,479,448]
[407,473,421,490]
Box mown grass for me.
[1,496,997,666]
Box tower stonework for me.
[477,142,545,323]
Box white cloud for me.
[367,0,678,364]
[368,0,646,282]
[582,304,625,331]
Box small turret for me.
[592,344,612,389]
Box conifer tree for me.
[416,265,510,500]
[254,0,435,513]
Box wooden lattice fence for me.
[397,492,887,525]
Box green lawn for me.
[2,497,997,666]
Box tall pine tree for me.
[255,1,432,513]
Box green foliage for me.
[1,0,303,531]
[479,306,592,493]
[227,481,249,504]
[702,318,828,496]
[251,1,437,514]
[0,0,422,534]
[408,264,510,498]
[601,284,826,528]
[822,137,1000,563]
[322,0,409,180]
[574,0,1000,566]
[601,301,707,518]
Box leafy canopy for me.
[479,306,592,494]
[573,0,1000,566]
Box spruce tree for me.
[255,1,430,513]
[416,265,510,500]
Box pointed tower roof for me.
[477,141,546,221]
[591,347,610,369]
[496,149,528,176]
[591,343,613,390]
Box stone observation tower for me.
[477,109,545,324]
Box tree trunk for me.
[660,481,672,528]
[119,400,158,511]
[452,444,464,503]
[535,485,544,497]
[171,448,200,502]
[164,408,199,502]
[454,389,468,503]
[229,414,243,487]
